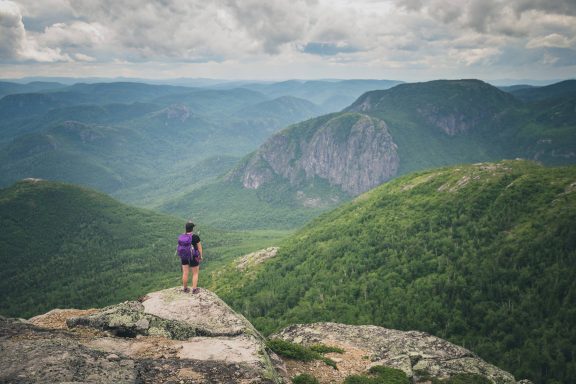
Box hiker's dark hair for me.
[185,221,195,232]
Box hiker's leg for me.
[191,266,199,289]
[182,265,189,288]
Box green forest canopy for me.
[210,160,576,384]
[0,179,288,318]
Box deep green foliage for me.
[344,376,377,384]
[0,180,289,318]
[266,339,320,362]
[344,366,409,384]
[266,339,338,369]
[309,344,344,354]
[291,373,320,384]
[439,373,492,384]
[217,160,576,384]
[159,174,338,230]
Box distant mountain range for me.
[0,79,400,207]
[161,79,576,229]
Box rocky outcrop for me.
[272,322,520,384]
[232,113,399,197]
[1,288,285,383]
[0,289,525,383]
[236,247,279,271]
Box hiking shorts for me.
[181,256,200,267]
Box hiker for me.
[176,221,203,294]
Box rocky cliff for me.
[230,112,399,199]
[0,286,528,383]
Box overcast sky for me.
[1,0,575,82]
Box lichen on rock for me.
[1,288,287,383]
[272,322,518,384]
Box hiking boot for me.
[183,287,190,293]
[192,288,200,294]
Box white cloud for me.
[0,0,26,59]
[0,0,71,62]
[526,33,573,49]
[0,0,575,80]
[41,21,107,48]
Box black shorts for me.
[181,256,200,267]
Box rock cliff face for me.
[0,287,526,383]
[231,113,399,197]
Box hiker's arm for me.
[198,242,203,259]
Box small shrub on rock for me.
[292,373,320,384]
[310,344,344,354]
[266,339,339,369]
[443,373,492,384]
[266,339,319,361]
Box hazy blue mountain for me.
[507,79,576,102]
[229,95,324,136]
[0,93,74,120]
[0,81,66,97]
[0,82,329,207]
[497,84,536,93]
[161,79,576,230]
[240,79,403,112]
[152,88,269,116]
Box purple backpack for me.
[177,233,199,261]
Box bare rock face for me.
[0,288,285,384]
[233,113,399,198]
[272,322,518,384]
[236,247,279,271]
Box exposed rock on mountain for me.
[1,288,285,383]
[236,247,279,271]
[231,113,399,197]
[0,287,526,383]
[272,322,518,384]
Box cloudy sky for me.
[1,0,575,82]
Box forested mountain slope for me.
[0,179,285,319]
[211,160,576,384]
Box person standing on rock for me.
[176,221,203,294]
